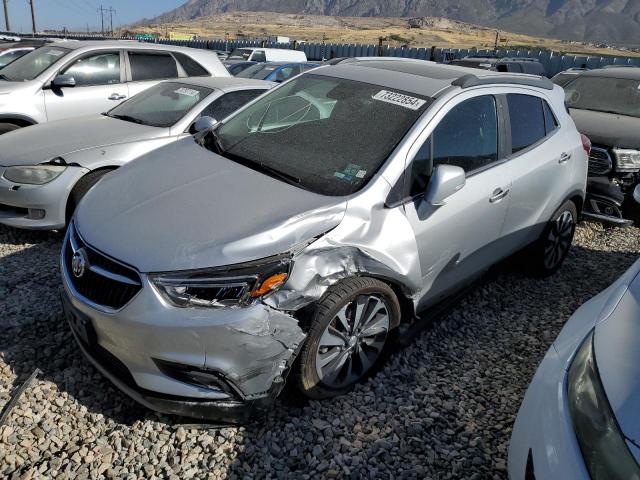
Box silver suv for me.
[0,40,230,134]
[61,59,588,422]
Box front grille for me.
[589,146,613,175]
[63,224,142,310]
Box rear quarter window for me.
[173,52,208,77]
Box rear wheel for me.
[295,277,400,399]
[0,123,20,135]
[65,169,114,224]
[528,200,577,277]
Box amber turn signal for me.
[251,273,289,297]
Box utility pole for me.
[28,0,36,34]
[3,0,10,31]
[107,6,116,36]
[97,5,106,35]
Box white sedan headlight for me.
[612,148,640,172]
[3,165,66,185]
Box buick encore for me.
[61,58,588,422]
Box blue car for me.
[236,62,320,83]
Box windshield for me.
[0,49,31,68]
[210,74,431,196]
[107,82,212,128]
[0,46,70,81]
[236,63,278,80]
[227,48,253,60]
[551,72,578,87]
[565,76,640,118]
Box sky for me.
[2,0,185,33]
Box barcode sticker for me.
[372,90,427,110]
[175,87,200,97]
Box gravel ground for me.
[0,222,638,479]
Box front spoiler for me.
[62,291,295,424]
[70,320,289,423]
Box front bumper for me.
[0,165,88,230]
[60,240,306,422]
[508,346,589,479]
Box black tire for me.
[527,200,577,277]
[65,169,113,224]
[0,123,20,135]
[295,277,401,400]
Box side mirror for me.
[52,74,76,88]
[425,165,466,206]
[193,116,218,133]
[633,184,640,204]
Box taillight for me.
[580,134,592,157]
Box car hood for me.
[570,108,640,149]
[0,80,29,95]
[594,267,640,448]
[0,115,162,167]
[75,138,347,272]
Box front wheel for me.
[65,169,114,224]
[295,277,400,400]
[528,200,577,277]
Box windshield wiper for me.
[225,153,304,187]
[0,74,10,81]
[108,114,145,125]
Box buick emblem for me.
[71,248,89,279]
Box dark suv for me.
[564,66,640,224]
[450,56,546,76]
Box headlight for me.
[3,165,66,185]
[150,255,291,308]
[568,331,640,479]
[613,148,640,172]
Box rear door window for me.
[128,52,179,81]
[507,94,546,154]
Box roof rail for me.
[452,73,554,90]
[602,64,638,69]
[500,57,539,62]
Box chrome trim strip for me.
[88,264,141,286]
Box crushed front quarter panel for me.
[266,178,423,313]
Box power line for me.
[107,5,115,35]
[3,0,10,31]
[97,4,105,34]
[27,0,35,34]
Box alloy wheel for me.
[544,210,574,270]
[315,294,390,389]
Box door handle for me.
[559,152,572,164]
[490,188,510,204]
[108,93,127,101]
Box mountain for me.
[142,0,640,46]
